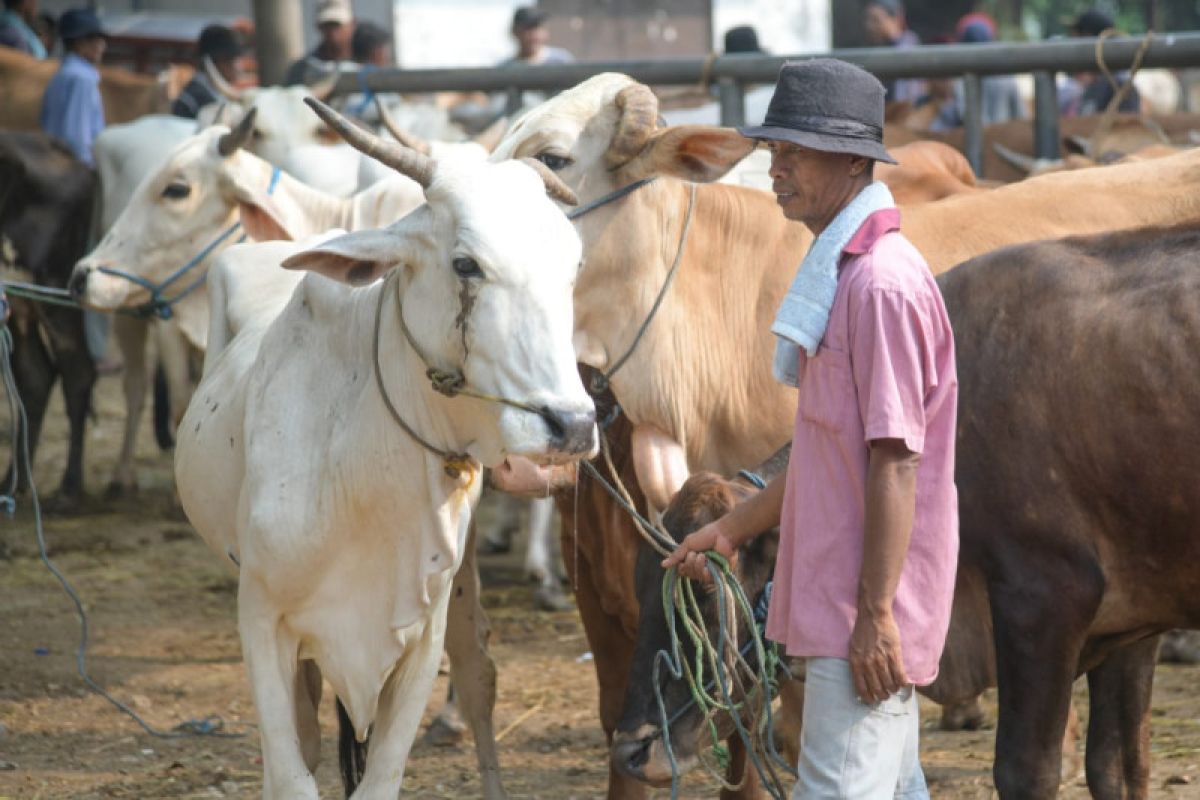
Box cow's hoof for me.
[939,698,986,731]
[478,533,513,555]
[43,491,85,516]
[533,584,573,612]
[1159,630,1200,664]
[423,713,466,747]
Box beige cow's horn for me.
[520,158,579,206]
[305,97,435,189]
[472,116,509,153]
[307,64,342,102]
[606,84,659,169]
[373,96,432,155]
[204,56,244,102]
[991,142,1037,175]
[218,107,258,157]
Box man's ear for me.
[617,125,756,183]
[280,229,403,286]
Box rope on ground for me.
[0,325,249,740]
[577,441,796,797]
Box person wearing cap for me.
[172,24,246,119]
[0,0,46,58]
[283,0,353,87]
[663,58,958,797]
[1059,7,1140,116]
[862,0,925,103]
[931,17,1026,131]
[502,6,573,68]
[40,8,105,166]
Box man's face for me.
[319,21,352,52]
[863,5,902,44]
[214,55,243,84]
[75,35,105,64]
[515,23,549,55]
[19,0,37,18]
[767,141,862,227]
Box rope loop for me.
[427,367,466,397]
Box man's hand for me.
[660,519,739,583]
[849,607,909,704]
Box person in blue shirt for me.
[40,8,105,167]
[0,0,46,58]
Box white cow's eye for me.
[161,182,190,200]
[536,153,573,171]
[452,257,483,278]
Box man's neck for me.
[807,179,873,237]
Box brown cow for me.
[488,73,1200,798]
[619,223,1200,799]
[0,47,186,130]
[884,112,1200,182]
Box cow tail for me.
[337,698,369,797]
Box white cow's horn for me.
[520,158,579,206]
[204,56,244,102]
[606,83,659,169]
[305,97,435,189]
[307,64,342,102]
[374,97,432,155]
[218,107,257,157]
[991,142,1037,175]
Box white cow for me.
[174,101,594,799]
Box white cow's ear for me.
[226,171,296,242]
[618,125,756,183]
[280,229,402,286]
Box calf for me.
[174,101,595,799]
[0,133,96,501]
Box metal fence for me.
[332,32,1200,175]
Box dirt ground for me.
[1,373,1199,799]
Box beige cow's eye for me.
[161,182,190,200]
[535,152,573,171]
[452,256,483,278]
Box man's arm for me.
[661,471,786,580]
[850,437,920,703]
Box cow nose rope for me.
[0,324,249,741]
[567,178,695,396]
[372,270,571,479]
[94,166,282,321]
[577,437,794,799]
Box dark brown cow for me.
[615,224,1200,799]
[0,133,97,501]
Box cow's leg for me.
[238,581,317,800]
[157,322,195,429]
[1084,636,1159,800]
[990,563,1102,800]
[525,496,568,610]
[939,696,986,731]
[354,597,450,800]
[570,543,648,800]
[53,310,97,500]
[109,315,148,496]
[6,323,55,492]
[772,674,805,771]
[721,734,766,800]
[294,658,323,775]
[443,521,507,800]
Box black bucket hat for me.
[739,58,897,165]
[59,8,106,42]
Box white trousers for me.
[792,657,928,799]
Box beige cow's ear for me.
[618,125,756,183]
[226,173,295,242]
[280,228,403,286]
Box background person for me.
[40,7,104,166]
[0,0,46,58]
[1059,7,1141,116]
[284,0,353,86]
[664,58,958,797]
[172,24,246,119]
[930,17,1026,131]
[862,0,925,103]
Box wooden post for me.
[252,0,304,87]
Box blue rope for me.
[347,66,377,119]
[0,325,250,740]
[95,166,282,321]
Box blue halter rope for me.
[95,166,282,321]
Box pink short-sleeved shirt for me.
[764,208,959,686]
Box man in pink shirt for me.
[663,59,958,797]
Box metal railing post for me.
[718,78,746,127]
[1033,70,1060,161]
[962,72,984,176]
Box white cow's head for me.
[72,110,298,311]
[283,100,596,464]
